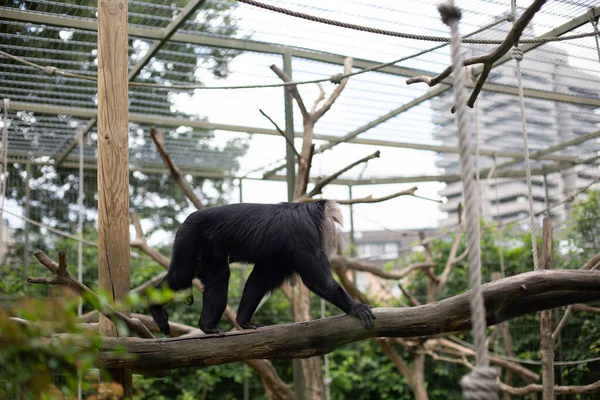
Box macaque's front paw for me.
[349,303,376,328]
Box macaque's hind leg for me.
[197,255,231,335]
[295,251,376,328]
[237,262,286,329]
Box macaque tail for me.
[149,304,171,335]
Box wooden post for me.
[97,0,131,396]
[540,217,554,400]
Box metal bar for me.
[348,185,356,258]
[7,152,598,187]
[53,1,206,165]
[24,163,31,295]
[54,118,97,166]
[316,85,449,154]
[283,48,296,201]
[8,102,582,163]
[489,129,600,173]
[128,0,207,80]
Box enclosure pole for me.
[97,0,132,396]
[0,99,9,253]
[348,185,356,257]
[238,178,243,203]
[540,218,555,399]
[23,163,31,295]
[543,174,551,217]
[77,130,85,317]
[283,46,304,400]
[283,47,296,202]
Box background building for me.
[432,25,600,228]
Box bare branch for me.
[311,83,325,114]
[571,303,600,314]
[498,379,600,396]
[94,270,600,370]
[330,255,436,281]
[270,64,309,120]
[334,187,441,205]
[149,126,204,210]
[313,57,353,121]
[406,0,548,111]
[552,252,600,343]
[29,250,155,339]
[306,151,380,198]
[399,283,422,307]
[259,109,301,158]
[431,338,540,382]
[430,229,464,302]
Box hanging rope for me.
[0,18,504,93]
[438,2,498,399]
[511,0,539,270]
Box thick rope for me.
[1,22,598,91]
[439,2,498,398]
[235,0,598,44]
[590,8,600,63]
[512,53,540,269]
[0,19,504,92]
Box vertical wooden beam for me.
[540,217,554,400]
[97,0,131,396]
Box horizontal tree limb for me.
[330,255,436,280]
[571,303,600,315]
[498,379,600,396]
[91,270,600,370]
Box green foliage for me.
[0,297,105,399]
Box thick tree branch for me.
[259,109,301,159]
[29,250,155,339]
[149,126,204,210]
[306,151,380,198]
[93,270,600,370]
[406,0,547,111]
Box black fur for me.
[150,200,375,335]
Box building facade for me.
[432,27,600,228]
